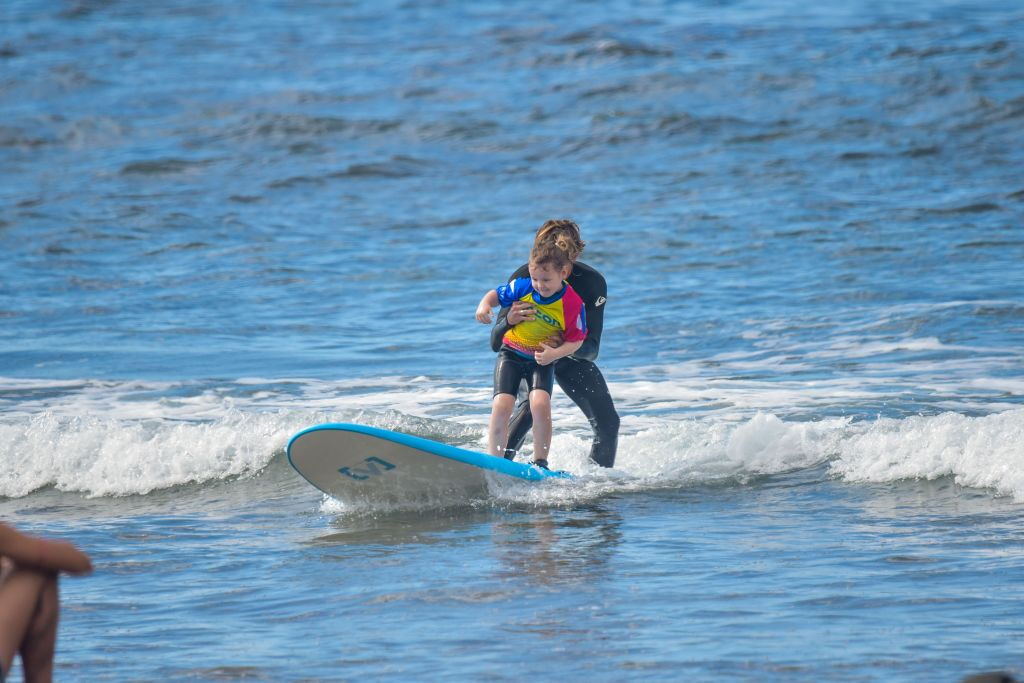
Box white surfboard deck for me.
[287,423,572,502]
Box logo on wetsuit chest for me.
[339,456,397,480]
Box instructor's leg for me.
[554,358,620,468]
[503,381,533,457]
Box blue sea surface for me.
[1,0,1023,680]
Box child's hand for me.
[534,342,558,366]
[475,302,493,324]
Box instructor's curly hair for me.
[534,219,585,263]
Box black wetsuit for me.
[490,261,620,467]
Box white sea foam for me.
[0,410,295,498]
[830,410,1024,500]
[1,377,1021,501]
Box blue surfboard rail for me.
[286,423,573,482]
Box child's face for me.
[528,261,570,298]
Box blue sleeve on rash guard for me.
[495,278,534,307]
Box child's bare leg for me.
[488,393,516,457]
[529,389,553,463]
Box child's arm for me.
[535,339,584,366]
[475,290,500,324]
[0,522,93,575]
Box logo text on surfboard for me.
[339,456,397,480]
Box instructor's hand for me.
[506,301,535,326]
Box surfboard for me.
[287,423,572,502]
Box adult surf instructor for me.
[490,219,619,468]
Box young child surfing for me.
[475,237,587,469]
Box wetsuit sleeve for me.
[490,263,530,352]
[572,266,606,361]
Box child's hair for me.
[530,238,573,271]
[534,219,585,263]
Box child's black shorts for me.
[493,348,555,397]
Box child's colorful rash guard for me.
[495,278,587,358]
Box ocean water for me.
[2,0,1023,679]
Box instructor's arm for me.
[573,272,607,362]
